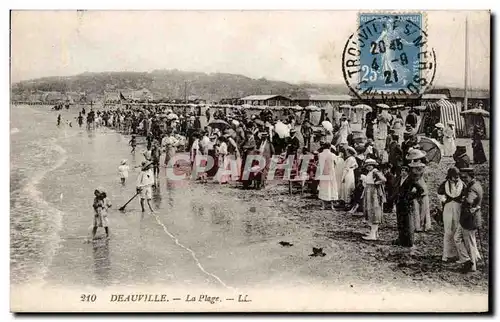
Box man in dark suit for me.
[286,129,301,159]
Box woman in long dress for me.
[437,167,464,262]
[362,159,386,240]
[472,124,487,164]
[215,136,230,184]
[161,129,179,167]
[341,147,358,206]
[337,117,351,146]
[392,113,405,144]
[410,162,432,232]
[443,121,457,157]
[317,143,339,210]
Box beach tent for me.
[418,98,466,137]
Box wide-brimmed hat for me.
[364,158,378,167]
[409,161,426,168]
[406,148,427,160]
[346,146,357,155]
[447,120,455,126]
[260,132,269,137]
[290,128,297,133]
[455,146,467,155]
[460,167,474,173]
[121,159,128,165]
[435,123,444,129]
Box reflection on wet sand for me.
[92,238,110,285]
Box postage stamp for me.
[343,12,437,100]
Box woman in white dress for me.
[337,117,351,146]
[317,143,339,210]
[215,136,230,184]
[341,147,358,205]
[443,120,457,157]
[437,167,464,262]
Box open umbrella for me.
[290,105,303,111]
[392,104,405,109]
[208,119,230,130]
[460,108,490,117]
[167,113,179,120]
[376,103,391,109]
[305,105,321,111]
[417,136,442,164]
[321,120,333,132]
[354,104,372,112]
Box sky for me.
[10,10,490,89]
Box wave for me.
[12,134,77,285]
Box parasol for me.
[460,108,490,117]
[376,103,391,109]
[354,104,372,112]
[305,105,321,111]
[392,104,405,109]
[208,119,230,130]
[339,104,353,109]
[321,120,333,132]
[411,105,427,111]
[290,105,303,111]
[416,136,442,164]
[166,113,179,120]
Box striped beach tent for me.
[436,98,465,137]
[420,99,465,137]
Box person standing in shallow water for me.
[136,162,155,213]
[92,189,112,239]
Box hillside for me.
[11,69,350,102]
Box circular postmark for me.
[342,14,437,102]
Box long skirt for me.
[443,137,456,157]
[363,185,384,224]
[215,155,231,184]
[473,139,487,164]
[164,147,176,166]
[318,173,338,201]
[341,169,355,204]
[396,201,415,247]
[442,201,461,260]
[414,195,432,231]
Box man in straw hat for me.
[431,123,444,144]
[136,161,155,213]
[456,167,483,273]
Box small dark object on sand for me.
[309,247,326,257]
[278,241,293,247]
[249,206,256,212]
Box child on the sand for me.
[129,135,137,154]
[118,159,129,185]
[92,189,112,239]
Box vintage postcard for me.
[10,10,490,312]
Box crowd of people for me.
[79,102,487,274]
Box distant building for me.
[219,98,242,105]
[305,94,352,108]
[240,95,292,106]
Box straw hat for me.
[406,148,427,160]
[447,120,455,126]
[346,146,357,155]
[120,159,128,165]
[434,123,444,129]
[459,167,474,173]
[364,158,378,167]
